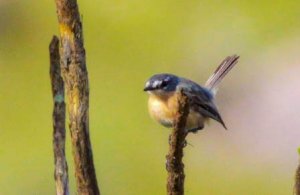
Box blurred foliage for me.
[0,0,299,194]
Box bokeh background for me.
[1,0,300,194]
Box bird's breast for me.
[148,92,205,129]
[148,93,178,127]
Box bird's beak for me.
[144,84,157,91]
[143,86,152,91]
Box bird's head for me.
[144,74,179,95]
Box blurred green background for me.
[1,0,300,194]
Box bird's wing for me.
[178,79,227,129]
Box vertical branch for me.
[295,164,300,195]
[53,0,100,194]
[166,90,189,195]
[295,150,300,195]
[50,36,69,195]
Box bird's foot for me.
[187,126,204,134]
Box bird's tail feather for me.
[205,55,239,93]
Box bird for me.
[143,55,239,133]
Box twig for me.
[50,36,69,195]
[53,0,100,194]
[166,90,190,195]
[295,152,300,195]
[295,165,300,195]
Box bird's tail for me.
[205,55,239,93]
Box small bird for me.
[144,55,239,132]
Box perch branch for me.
[166,90,190,195]
[53,0,100,194]
[50,36,69,195]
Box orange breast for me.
[148,92,178,127]
[148,92,205,129]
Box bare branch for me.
[53,0,100,194]
[295,153,300,195]
[50,35,69,195]
[166,90,189,195]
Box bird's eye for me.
[160,80,168,88]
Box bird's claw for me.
[187,126,204,134]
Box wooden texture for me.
[53,0,100,194]
[50,36,69,195]
[295,161,300,195]
[166,90,189,195]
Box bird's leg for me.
[187,125,204,134]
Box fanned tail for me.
[205,55,239,92]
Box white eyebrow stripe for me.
[152,80,161,87]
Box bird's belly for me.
[186,110,205,129]
[148,95,204,129]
